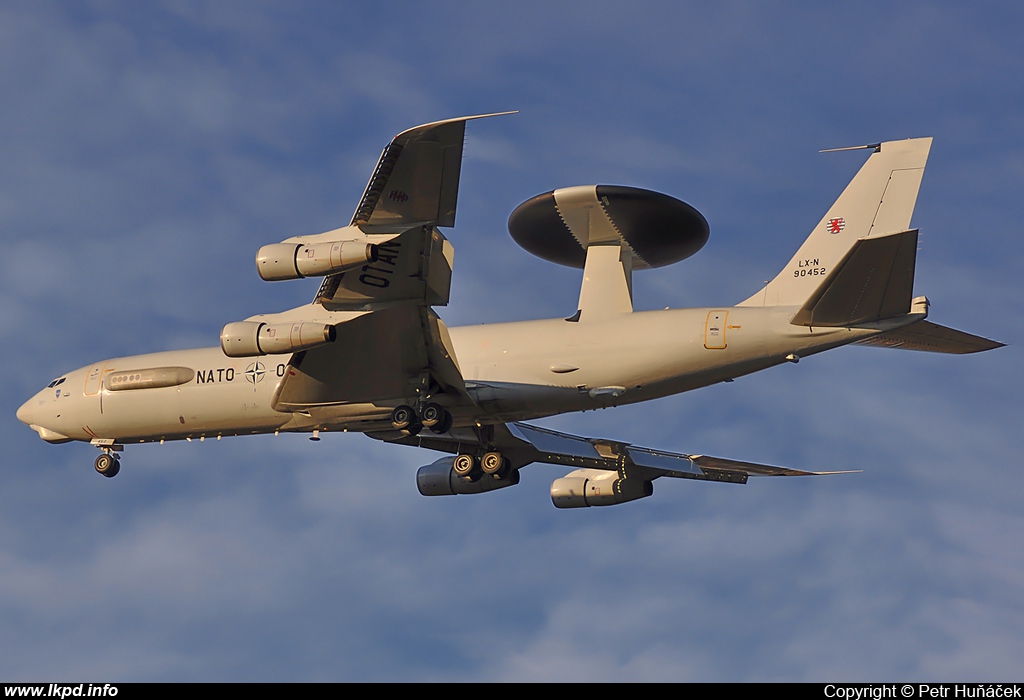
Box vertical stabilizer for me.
[739,137,931,308]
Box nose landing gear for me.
[94,452,120,478]
[91,440,123,478]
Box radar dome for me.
[507,185,708,269]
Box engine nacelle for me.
[256,240,379,281]
[417,457,520,496]
[220,321,337,357]
[550,468,653,508]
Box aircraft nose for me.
[16,398,35,425]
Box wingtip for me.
[393,111,517,140]
[456,110,518,121]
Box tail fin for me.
[739,137,932,308]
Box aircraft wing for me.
[272,305,468,410]
[349,112,515,231]
[270,114,513,411]
[374,421,855,483]
[315,112,514,311]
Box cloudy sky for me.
[2,1,1021,681]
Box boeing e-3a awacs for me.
[17,113,1003,508]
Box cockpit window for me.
[46,377,66,388]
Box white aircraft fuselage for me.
[17,304,902,446]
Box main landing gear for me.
[94,451,121,478]
[391,404,511,483]
[452,451,511,481]
[390,403,453,436]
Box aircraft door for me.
[84,363,107,396]
[704,311,728,349]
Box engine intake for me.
[220,321,337,357]
[256,240,379,281]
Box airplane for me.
[16,113,1003,508]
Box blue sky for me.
[1,1,1021,681]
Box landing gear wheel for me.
[453,453,478,479]
[421,403,453,434]
[94,453,120,478]
[420,403,444,428]
[391,405,417,431]
[480,451,509,479]
[391,405,422,435]
[432,409,452,431]
[419,405,444,425]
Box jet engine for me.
[550,468,653,508]
[220,321,336,357]
[417,457,520,496]
[256,240,378,281]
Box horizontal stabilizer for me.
[855,319,1005,354]
[792,229,917,327]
